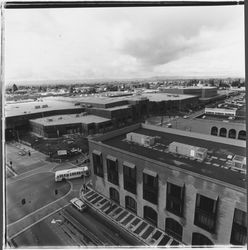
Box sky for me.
[4,5,245,82]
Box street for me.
[5,142,135,247]
[11,204,137,247]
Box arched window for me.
[144,206,157,226]
[109,187,119,204]
[192,232,214,246]
[165,218,183,241]
[211,126,218,136]
[125,196,137,214]
[238,130,246,140]
[228,129,236,139]
[219,127,227,137]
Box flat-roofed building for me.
[205,108,237,117]
[160,86,224,104]
[141,93,199,115]
[161,86,217,98]
[88,123,246,246]
[30,114,112,138]
[88,105,134,128]
[5,100,84,139]
[169,114,245,140]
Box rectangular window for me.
[194,194,218,233]
[230,209,247,245]
[166,182,184,217]
[123,163,136,194]
[143,172,158,205]
[107,157,119,186]
[92,151,103,177]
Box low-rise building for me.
[205,108,237,117]
[5,100,84,139]
[29,114,112,138]
[88,124,246,245]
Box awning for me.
[167,177,184,187]
[123,161,135,169]
[198,189,218,201]
[107,155,117,162]
[92,150,102,156]
[143,168,157,177]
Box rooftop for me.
[162,86,217,90]
[49,93,193,106]
[197,114,245,123]
[141,93,197,102]
[92,105,132,111]
[30,114,111,126]
[5,100,82,117]
[98,125,246,189]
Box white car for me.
[70,198,87,212]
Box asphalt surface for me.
[64,206,132,246]
[11,204,135,247]
[6,172,70,224]
[5,143,90,243]
[6,143,48,175]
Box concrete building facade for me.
[88,124,246,246]
[169,117,246,140]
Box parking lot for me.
[6,143,48,175]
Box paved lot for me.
[5,143,48,175]
[6,172,71,224]
[5,142,89,242]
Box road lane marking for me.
[7,203,70,240]
[6,166,17,177]
[7,182,73,227]
[7,170,51,185]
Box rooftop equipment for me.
[232,155,246,172]
[169,141,208,161]
[126,132,155,146]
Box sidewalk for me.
[81,187,183,247]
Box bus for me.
[55,166,90,182]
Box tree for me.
[12,84,18,92]
[69,85,74,94]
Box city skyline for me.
[4,5,245,82]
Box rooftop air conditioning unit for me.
[232,155,246,171]
[58,117,63,120]
[169,141,208,161]
[126,132,155,146]
[35,105,40,109]
[42,104,48,108]
[47,118,53,122]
